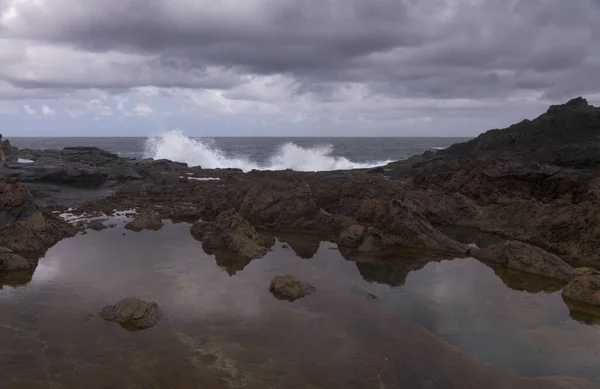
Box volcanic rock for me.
[190,210,274,259]
[125,209,163,232]
[470,241,573,282]
[562,267,600,307]
[269,275,315,301]
[99,297,163,330]
[0,247,35,272]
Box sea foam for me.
[144,130,390,172]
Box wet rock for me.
[190,210,274,259]
[338,225,383,252]
[86,220,107,231]
[269,275,315,301]
[0,179,38,228]
[0,247,35,272]
[99,297,163,330]
[0,211,77,253]
[124,209,163,232]
[470,241,573,282]
[356,199,467,253]
[338,225,366,248]
[562,267,600,306]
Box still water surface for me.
[1,221,598,388]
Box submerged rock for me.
[125,209,163,232]
[190,210,274,259]
[269,275,315,301]
[0,247,35,272]
[562,267,600,307]
[471,241,573,282]
[99,297,163,330]
[87,220,107,231]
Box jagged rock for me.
[562,268,600,306]
[124,209,163,232]
[0,179,38,227]
[470,241,573,282]
[0,211,77,253]
[99,297,163,330]
[269,275,315,301]
[0,247,35,272]
[190,210,274,259]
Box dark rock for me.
[562,267,600,306]
[191,210,274,259]
[0,179,38,228]
[99,297,163,330]
[0,211,77,254]
[124,209,163,232]
[470,241,573,282]
[87,220,107,231]
[269,275,315,301]
[0,247,35,272]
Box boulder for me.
[99,297,163,330]
[269,275,316,301]
[0,247,35,272]
[562,268,600,306]
[338,225,383,252]
[190,210,274,259]
[124,209,163,232]
[470,241,573,282]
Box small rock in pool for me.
[87,220,107,231]
[282,244,289,249]
[269,275,315,302]
[99,297,163,330]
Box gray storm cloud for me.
[1,0,599,134]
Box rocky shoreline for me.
[1,97,600,313]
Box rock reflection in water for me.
[272,232,329,259]
[484,261,565,294]
[1,223,600,387]
[0,268,35,289]
[340,247,455,287]
[563,297,600,326]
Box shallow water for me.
[1,221,599,388]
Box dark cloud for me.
[0,0,599,104]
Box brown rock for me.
[562,267,600,306]
[124,209,163,232]
[0,247,35,272]
[99,297,163,330]
[0,211,77,253]
[338,225,366,248]
[471,241,573,282]
[190,210,274,259]
[269,275,315,301]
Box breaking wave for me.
[144,130,391,172]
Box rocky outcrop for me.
[470,241,573,282]
[190,210,274,259]
[0,211,77,253]
[99,297,163,330]
[0,247,35,272]
[269,275,315,301]
[0,179,38,227]
[562,268,600,307]
[125,209,163,232]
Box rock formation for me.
[562,268,600,307]
[269,275,316,301]
[124,209,163,232]
[99,297,163,330]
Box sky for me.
[1,0,600,137]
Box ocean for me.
[9,130,470,172]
